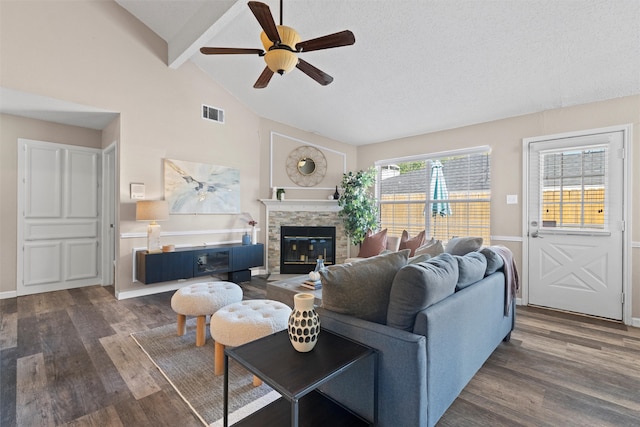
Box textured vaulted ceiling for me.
[5,1,639,145]
[114,0,639,145]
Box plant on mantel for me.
[338,167,379,246]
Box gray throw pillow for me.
[409,253,431,264]
[444,236,483,255]
[454,252,487,290]
[386,253,459,332]
[480,247,505,275]
[414,239,444,257]
[320,249,410,324]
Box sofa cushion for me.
[386,253,459,331]
[320,249,410,324]
[480,246,505,275]
[454,252,487,290]
[357,229,388,258]
[399,230,426,256]
[414,238,444,257]
[444,236,483,255]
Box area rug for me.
[131,321,280,426]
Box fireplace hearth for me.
[280,226,336,274]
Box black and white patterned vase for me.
[288,293,320,352]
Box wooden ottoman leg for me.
[252,376,262,387]
[176,314,186,336]
[214,341,225,376]
[196,315,206,347]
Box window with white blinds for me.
[539,146,607,230]
[376,148,491,245]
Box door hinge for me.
[621,293,625,304]
[621,220,626,232]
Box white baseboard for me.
[632,318,640,328]
[0,290,17,300]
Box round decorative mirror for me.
[286,146,327,187]
[297,158,316,175]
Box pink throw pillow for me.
[357,229,388,258]
[399,230,426,257]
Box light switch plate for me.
[506,194,518,205]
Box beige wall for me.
[358,95,640,318]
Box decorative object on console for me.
[276,188,285,200]
[239,212,259,244]
[338,168,379,245]
[164,158,240,214]
[285,145,327,187]
[333,185,340,200]
[242,233,251,245]
[136,200,169,253]
[288,293,320,352]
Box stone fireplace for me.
[260,199,347,274]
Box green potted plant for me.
[338,168,379,245]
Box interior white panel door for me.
[18,139,101,296]
[527,131,624,320]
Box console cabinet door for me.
[136,251,191,284]
[232,244,264,270]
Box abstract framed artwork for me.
[164,158,240,214]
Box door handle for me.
[531,231,543,238]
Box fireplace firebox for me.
[280,226,336,274]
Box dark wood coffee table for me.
[223,329,377,427]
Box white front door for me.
[17,139,101,296]
[526,130,624,320]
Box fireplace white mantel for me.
[259,199,347,273]
[259,199,340,212]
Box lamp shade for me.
[260,25,300,75]
[136,200,169,222]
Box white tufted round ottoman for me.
[170,282,243,347]
[210,300,292,384]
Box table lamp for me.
[136,200,169,253]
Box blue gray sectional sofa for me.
[316,246,517,427]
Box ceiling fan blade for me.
[248,1,280,43]
[200,47,264,55]
[296,59,333,86]
[296,30,355,52]
[254,66,274,89]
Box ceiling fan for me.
[200,1,355,89]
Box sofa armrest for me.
[317,307,428,427]
[412,271,514,426]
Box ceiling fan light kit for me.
[260,26,300,75]
[200,1,355,88]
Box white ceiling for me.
[3,1,639,145]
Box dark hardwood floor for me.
[1,277,639,426]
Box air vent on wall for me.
[202,104,224,124]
